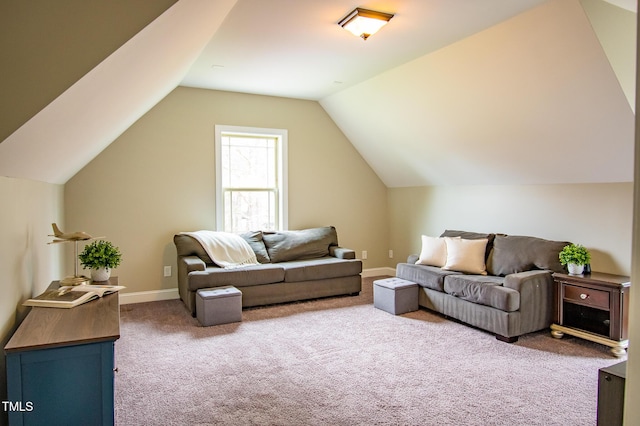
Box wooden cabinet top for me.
[553,271,631,289]
[600,360,627,378]
[4,280,120,353]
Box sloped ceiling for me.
[603,0,636,11]
[0,0,237,184]
[582,0,637,108]
[320,0,635,186]
[0,0,635,187]
[0,0,177,143]
[181,0,547,100]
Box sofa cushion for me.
[240,231,271,264]
[187,264,285,291]
[263,226,338,263]
[443,275,519,312]
[440,229,496,261]
[396,263,461,292]
[174,234,213,264]
[416,235,449,267]
[442,237,488,275]
[486,235,570,276]
[281,257,362,282]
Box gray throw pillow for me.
[263,226,338,263]
[486,234,570,276]
[239,231,271,263]
[173,234,213,264]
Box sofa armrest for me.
[330,246,356,259]
[504,270,554,334]
[181,255,206,273]
[504,270,551,291]
[176,255,208,315]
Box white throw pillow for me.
[442,237,488,275]
[415,235,449,267]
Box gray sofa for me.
[396,230,569,342]
[174,226,362,315]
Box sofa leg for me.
[495,334,518,343]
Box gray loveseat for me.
[174,226,362,315]
[396,230,569,342]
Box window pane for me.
[216,125,287,233]
[222,135,276,188]
[223,191,233,232]
[225,190,276,233]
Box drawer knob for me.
[580,293,588,300]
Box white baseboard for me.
[361,267,395,277]
[120,268,396,305]
[120,288,179,305]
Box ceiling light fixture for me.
[339,7,394,40]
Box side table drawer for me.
[564,284,609,310]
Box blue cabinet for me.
[4,281,120,425]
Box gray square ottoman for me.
[374,277,419,315]
[196,286,242,326]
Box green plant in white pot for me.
[559,244,591,275]
[79,240,122,282]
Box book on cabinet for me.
[23,283,125,309]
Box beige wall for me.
[64,87,390,294]
[0,176,64,417]
[388,183,633,275]
[623,8,640,423]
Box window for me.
[215,125,288,233]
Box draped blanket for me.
[182,231,258,269]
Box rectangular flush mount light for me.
[339,7,394,40]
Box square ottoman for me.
[374,277,419,315]
[196,286,242,326]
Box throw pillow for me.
[239,231,271,264]
[486,234,570,276]
[263,226,338,263]
[174,234,213,264]
[442,237,488,275]
[440,229,496,262]
[416,235,456,267]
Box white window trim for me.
[215,125,288,232]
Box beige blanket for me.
[182,231,258,269]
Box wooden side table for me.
[551,272,630,357]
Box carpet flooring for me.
[115,276,625,425]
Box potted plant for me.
[79,240,122,282]
[559,243,591,275]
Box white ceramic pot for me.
[91,267,111,282]
[567,263,584,275]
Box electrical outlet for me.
[163,266,172,277]
[389,250,394,259]
[361,250,368,260]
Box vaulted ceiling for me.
[321,0,636,186]
[0,0,636,186]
